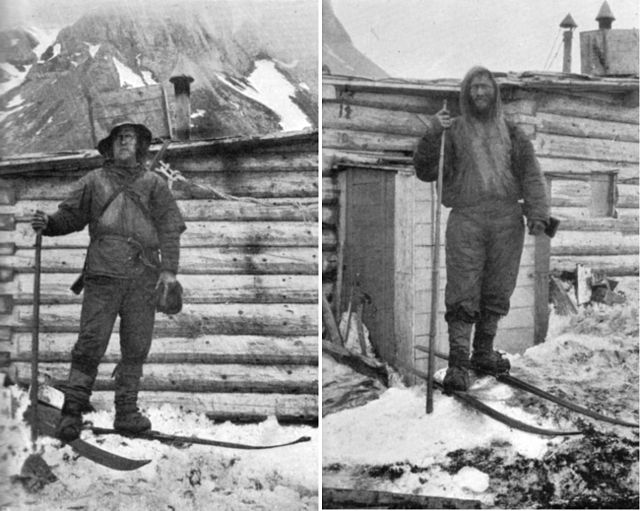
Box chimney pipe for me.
[560,13,577,73]
[169,55,194,141]
[596,1,615,30]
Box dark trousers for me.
[70,269,158,381]
[444,202,525,324]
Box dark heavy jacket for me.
[413,68,549,223]
[44,163,186,277]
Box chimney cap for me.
[596,1,615,22]
[169,54,194,84]
[560,13,577,29]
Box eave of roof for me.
[0,129,318,176]
[323,70,639,96]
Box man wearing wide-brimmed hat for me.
[31,120,185,441]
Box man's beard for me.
[469,101,494,120]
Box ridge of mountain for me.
[322,0,387,79]
[0,1,317,156]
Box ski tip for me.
[298,436,312,442]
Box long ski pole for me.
[427,100,447,414]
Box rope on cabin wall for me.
[153,161,315,223]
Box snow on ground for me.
[322,277,639,507]
[112,56,146,89]
[1,385,318,510]
[217,59,311,132]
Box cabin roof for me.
[323,70,639,95]
[0,129,317,176]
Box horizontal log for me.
[553,216,638,233]
[539,157,637,180]
[89,391,318,422]
[551,181,638,209]
[9,303,318,336]
[551,206,638,219]
[323,102,428,138]
[537,94,639,124]
[551,231,639,256]
[3,198,319,222]
[10,221,318,249]
[323,128,415,153]
[323,90,459,114]
[535,112,639,143]
[3,246,318,275]
[167,153,317,173]
[551,254,639,276]
[533,133,638,164]
[14,362,318,394]
[13,333,317,365]
[2,274,318,305]
[9,171,318,200]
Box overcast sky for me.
[332,0,639,79]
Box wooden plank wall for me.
[322,78,637,367]
[0,133,319,424]
[521,89,639,276]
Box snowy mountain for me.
[0,0,317,156]
[322,0,387,79]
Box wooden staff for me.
[427,100,447,414]
[30,230,42,448]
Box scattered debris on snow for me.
[322,277,639,508]
[1,384,318,510]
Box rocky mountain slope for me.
[0,0,317,157]
[322,0,387,79]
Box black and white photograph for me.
[1,0,640,509]
[0,0,319,509]
[321,0,639,508]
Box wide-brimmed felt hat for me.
[97,119,153,156]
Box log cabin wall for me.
[322,73,638,375]
[0,130,319,424]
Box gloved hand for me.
[155,270,177,303]
[527,219,546,236]
[31,210,49,232]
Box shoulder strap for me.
[97,171,148,222]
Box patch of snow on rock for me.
[140,69,157,85]
[0,63,32,96]
[112,56,146,89]
[86,43,100,58]
[218,59,310,132]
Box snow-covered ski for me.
[416,346,639,428]
[29,403,151,471]
[88,427,312,450]
[404,364,582,437]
